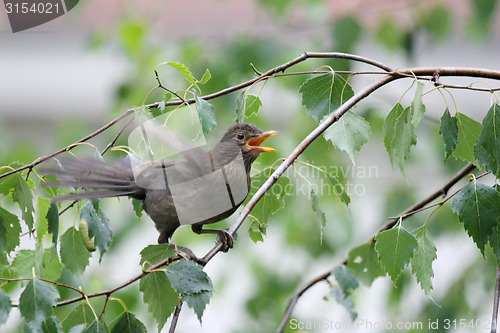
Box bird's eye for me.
[236,132,245,140]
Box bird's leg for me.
[191,224,234,252]
[172,243,206,265]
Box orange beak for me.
[246,131,277,153]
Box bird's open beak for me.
[246,131,277,153]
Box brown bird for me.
[44,123,276,252]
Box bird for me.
[43,123,277,253]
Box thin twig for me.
[376,162,475,234]
[58,201,78,216]
[492,266,500,333]
[169,302,183,333]
[55,254,183,307]
[276,272,331,333]
[100,116,136,156]
[99,294,111,320]
[0,277,85,305]
[435,83,500,92]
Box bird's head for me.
[215,123,277,170]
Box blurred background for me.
[1,0,500,332]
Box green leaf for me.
[42,315,63,333]
[490,184,500,265]
[162,62,197,87]
[451,112,482,163]
[328,266,359,321]
[411,226,437,295]
[475,104,500,178]
[19,278,59,330]
[36,197,51,242]
[194,91,216,134]
[235,93,262,123]
[326,172,350,205]
[0,173,17,195]
[12,174,34,231]
[452,180,500,254]
[132,199,143,221]
[46,204,59,246]
[60,227,92,274]
[11,248,61,280]
[411,82,426,129]
[332,266,359,296]
[246,95,262,118]
[69,324,87,333]
[82,320,107,333]
[139,244,176,267]
[139,271,179,331]
[248,216,267,243]
[299,73,354,122]
[439,108,458,160]
[245,167,290,224]
[375,222,418,283]
[81,200,113,261]
[110,312,146,333]
[383,103,416,175]
[41,247,63,282]
[165,260,213,295]
[12,249,37,277]
[326,287,357,321]
[347,241,385,286]
[0,206,21,254]
[235,91,246,123]
[310,189,326,243]
[0,289,11,326]
[198,68,212,85]
[183,292,212,324]
[61,302,95,333]
[323,111,370,165]
[162,92,172,106]
[490,226,500,265]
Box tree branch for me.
[276,271,331,333]
[492,265,500,333]
[276,162,475,332]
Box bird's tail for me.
[42,156,145,203]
